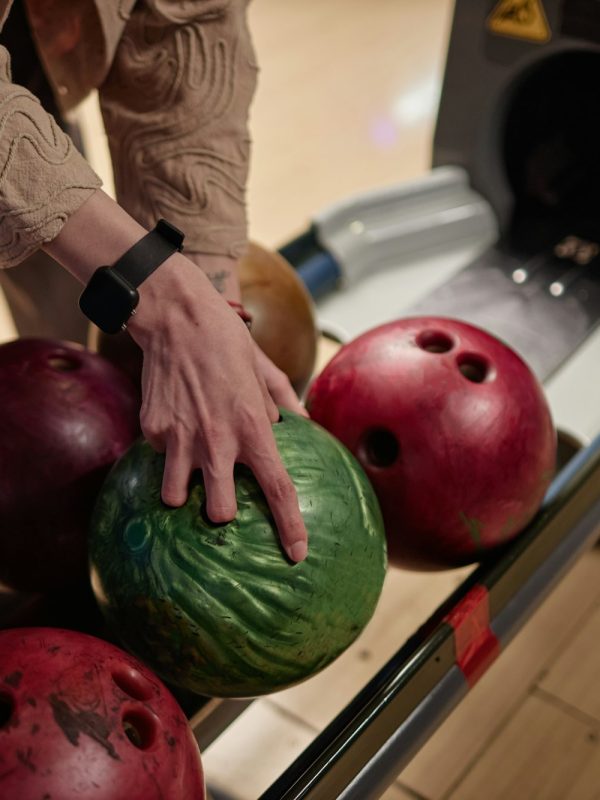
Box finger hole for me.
[48,353,81,371]
[456,352,494,383]
[122,709,157,750]
[112,669,154,702]
[0,692,15,728]
[416,330,455,353]
[358,428,400,469]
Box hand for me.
[128,253,309,563]
[43,191,307,562]
[187,251,309,418]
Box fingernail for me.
[288,540,308,562]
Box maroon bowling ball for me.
[306,317,556,569]
[0,338,139,591]
[0,628,205,800]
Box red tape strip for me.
[444,584,500,687]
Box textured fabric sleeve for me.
[98,0,258,259]
[0,45,101,268]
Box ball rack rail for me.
[254,434,600,799]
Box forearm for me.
[42,188,146,284]
[43,187,242,307]
[42,186,220,340]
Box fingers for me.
[152,424,307,562]
[246,442,308,563]
[161,438,193,507]
[161,431,238,522]
[141,330,306,558]
[202,459,238,524]
[251,349,281,422]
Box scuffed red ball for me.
[307,317,556,569]
[0,628,205,800]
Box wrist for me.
[127,252,214,339]
[77,216,185,335]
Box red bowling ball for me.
[307,317,556,569]
[0,339,139,591]
[0,628,205,800]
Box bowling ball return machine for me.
[2,1,600,797]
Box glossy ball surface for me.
[0,338,139,591]
[89,410,386,697]
[239,242,318,395]
[307,317,556,569]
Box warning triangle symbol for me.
[487,0,551,43]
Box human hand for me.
[188,251,310,418]
[128,252,308,563]
[43,191,307,561]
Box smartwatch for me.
[79,219,185,334]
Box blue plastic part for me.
[296,252,342,299]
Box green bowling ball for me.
[89,410,386,698]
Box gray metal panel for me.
[312,167,497,286]
[433,0,600,229]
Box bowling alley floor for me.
[2,1,600,798]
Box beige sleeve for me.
[98,0,258,260]
[0,46,101,269]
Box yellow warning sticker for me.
[487,0,551,43]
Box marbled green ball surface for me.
[89,409,387,698]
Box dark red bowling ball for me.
[306,317,556,569]
[0,338,139,591]
[0,627,205,800]
[86,325,143,398]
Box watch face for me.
[79,268,139,334]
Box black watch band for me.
[114,219,185,286]
[79,219,185,335]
